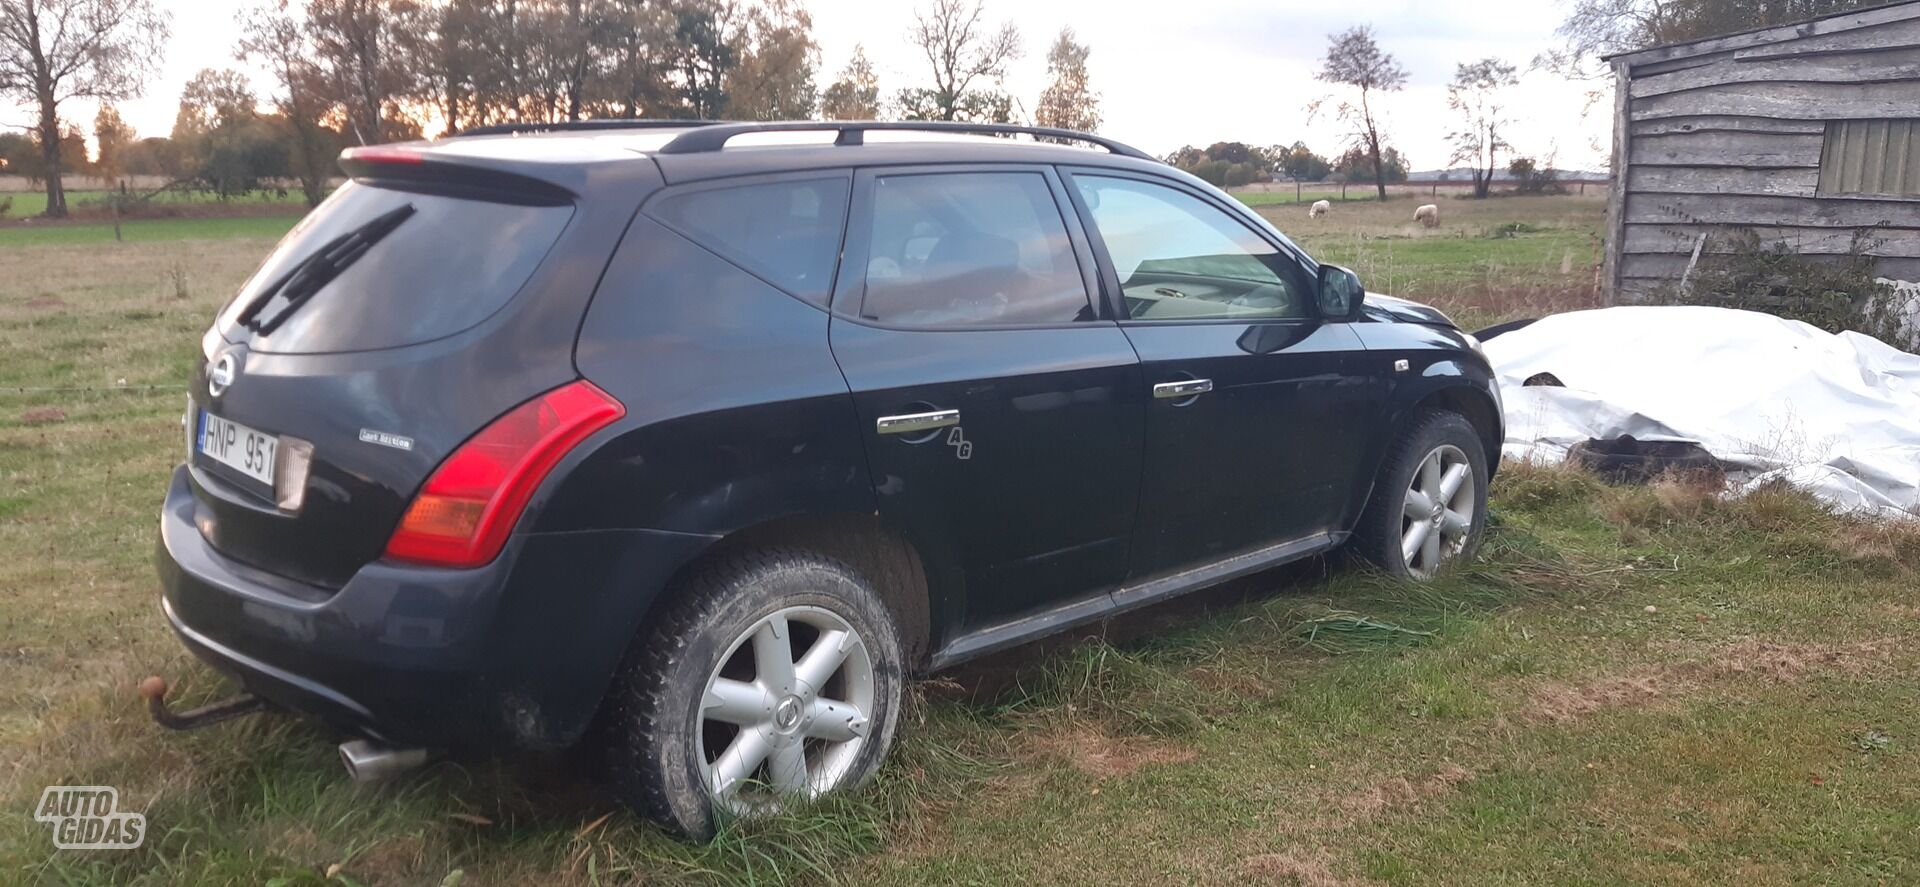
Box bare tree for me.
[240,1,335,207]
[899,0,1019,122]
[1310,26,1406,201]
[1446,58,1518,200]
[819,43,878,120]
[1542,0,1880,79]
[1034,26,1098,133]
[0,0,168,217]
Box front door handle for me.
[877,409,960,435]
[1153,379,1214,400]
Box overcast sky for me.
[34,0,1613,171]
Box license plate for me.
[198,411,277,489]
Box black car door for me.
[1061,168,1378,582]
[828,165,1146,635]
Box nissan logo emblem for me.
[207,353,237,398]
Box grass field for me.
[3,196,1915,885]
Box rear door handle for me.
[1153,379,1214,400]
[876,409,960,435]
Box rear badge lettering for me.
[358,429,415,451]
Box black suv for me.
[154,121,1501,836]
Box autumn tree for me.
[173,68,289,199]
[1034,27,1098,133]
[240,1,337,206]
[1445,57,1518,199]
[93,105,134,182]
[1333,145,1408,184]
[592,0,675,118]
[305,0,431,145]
[663,0,736,118]
[820,44,878,120]
[0,0,168,216]
[725,0,817,120]
[1311,26,1406,200]
[899,0,1020,122]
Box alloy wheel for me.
[695,605,875,815]
[1400,444,1476,578]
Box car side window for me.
[1075,175,1311,322]
[858,172,1094,326]
[647,176,850,306]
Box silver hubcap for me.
[1401,444,1475,578]
[696,605,875,816]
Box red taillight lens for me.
[384,380,624,568]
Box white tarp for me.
[1484,306,1920,520]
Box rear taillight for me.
[384,380,624,568]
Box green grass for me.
[3,196,1916,885]
[0,188,311,219]
[0,215,300,247]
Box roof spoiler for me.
[337,146,577,206]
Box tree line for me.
[0,0,1884,218]
[0,0,1099,217]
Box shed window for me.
[1818,120,1919,198]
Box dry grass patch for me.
[1334,763,1476,825]
[1239,849,1384,887]
[1023,724,1199,779]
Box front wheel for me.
[1351,411,1489,579]
[598,550,904,838]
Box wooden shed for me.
[1604,1,1920,301]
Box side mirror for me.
[1316,264,1365,321]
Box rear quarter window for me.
[644,176,851,306]
[217,183,573,354]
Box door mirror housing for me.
[1317,265,1366,321]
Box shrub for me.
[1656,228,1914,351]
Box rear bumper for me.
[155,464,714,750]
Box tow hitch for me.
[138,675,270,730]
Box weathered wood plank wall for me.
[1608,3,1920,301]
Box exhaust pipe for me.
[339,739,430,784]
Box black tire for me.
[597,548,905,838]
[1350,410,1490,580]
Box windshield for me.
[217,183,574,354]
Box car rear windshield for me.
[216,183,574,354]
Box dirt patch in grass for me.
[18,407,65,424]
[1025,725,1198,779]
[1239,849,1384,887]
[1527,638,1892,724]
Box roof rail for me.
[455,119,726,138]
[654,121,1157,161]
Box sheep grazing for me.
[1309,200,1332,218]
[1414,204,1441,228]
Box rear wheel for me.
[599,549,904,838]
[1351,411,1489,579]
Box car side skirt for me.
[928,530,1344,670]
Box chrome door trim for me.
[876,409,961,435]
[1152,379,1214,400]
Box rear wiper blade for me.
[236,204,417,336]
